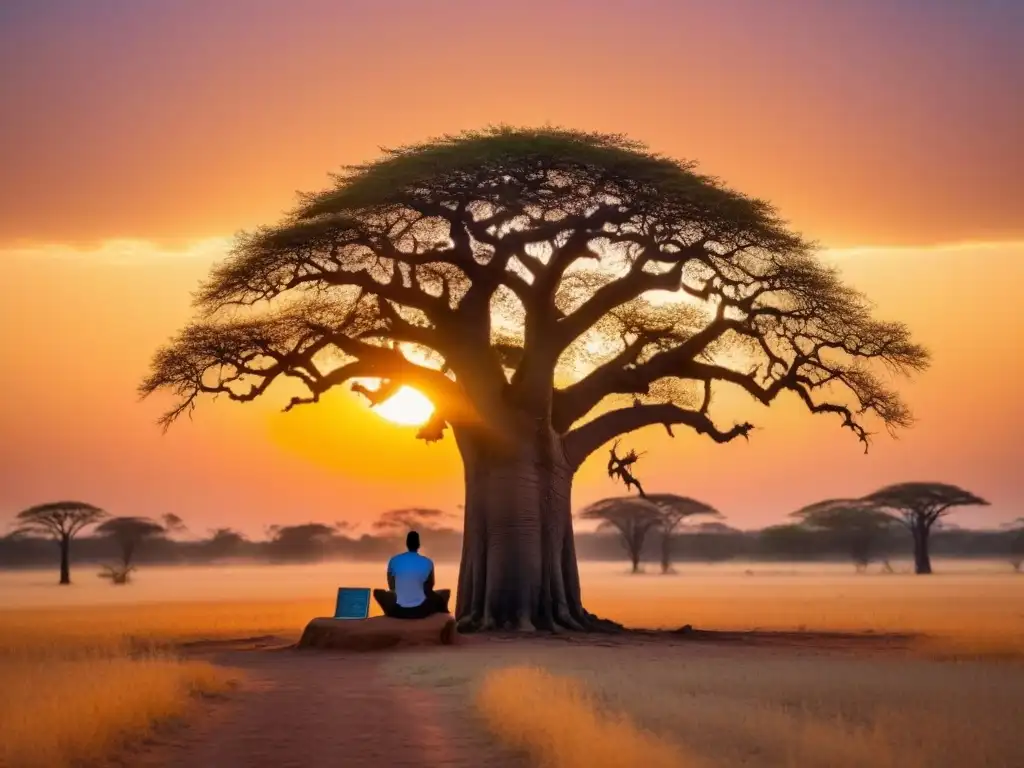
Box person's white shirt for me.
[387,551,434,608]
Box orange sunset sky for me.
[1,1,1022,536]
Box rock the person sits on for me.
[374,530,450,619]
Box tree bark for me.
[59,535,71,585]
[912,525,932,574]
[454,425,616,632]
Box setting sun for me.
[371,386,435,426]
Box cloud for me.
[822,240,1024,259]
[5,236,1024,272]
[4,237,232,265]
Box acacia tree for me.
[95,516,166,583]
[861,483,989,574]
[141,127,928,631]
[642,493,720,573]
[790,498,900,571]
[13,501,106,584]
[578,497,663,573]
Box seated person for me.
[373,530,451,619]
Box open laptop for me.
[333,587,371,620]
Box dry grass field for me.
[0,654,234,768]
[0,561,1021,766]
[477,665,692,768]
[389,642,1024,767]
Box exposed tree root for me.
[456,607,622,635]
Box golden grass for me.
[1,566,1021,765]
[390,644,1024,768]
[0,605,248,768]
[0,597,323,767]
[476,665,698,768]
[574,572,1024,659]
[0,599,327,659]
[0,655,235,768]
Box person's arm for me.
[424,566,435,593]
[387,560,396,591]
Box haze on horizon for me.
[1,0,1021,537]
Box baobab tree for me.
[578,497,664,573]
[642,493,721,573]
[861,482,989,574]
[141,127,928,631]
[13,501,106,584]
[790,498,900,571]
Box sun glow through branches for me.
[371,386,435,426]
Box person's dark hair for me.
[406,530,420,552]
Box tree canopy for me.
[578,497,664,572]
[14,501,107,540]
[142,126,928,465]
[791,498,899,531]
[642,492,720,572]
[13,501,107,585]
[790,498,901,569]
[95,516,167,583]
[862,483,990,530]
[806,483,991,574]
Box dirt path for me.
[127,629,917,768]
[134,646,519,768]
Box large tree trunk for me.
[59,536,71,585]
[454,425,616,633]
[912,525,932,574]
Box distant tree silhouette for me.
[204,527,248,559]
[142,127,928,631]
[578,497,663,573]
[790,499,900,571]
[758,523,816,559]
[1006,518,1024,573]
[642,493,720,573]
[161,513,187,537]
[373,508,458,535]
[861,483,989,574]
[12,501,106,584]
[684,521,743,562]
[265,522,342,561]
[95,516,166,584]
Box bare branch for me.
[564,402,752,468]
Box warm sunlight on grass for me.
[391,645,1024,768]
[0,655,235,768]
[2,568,1022,766]
[2,563,1021,658]
[371,385,435,425]
[0,599,328,658]
[0,608,244,768]
[476,665,696,768]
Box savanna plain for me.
[1,560,1022,767]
